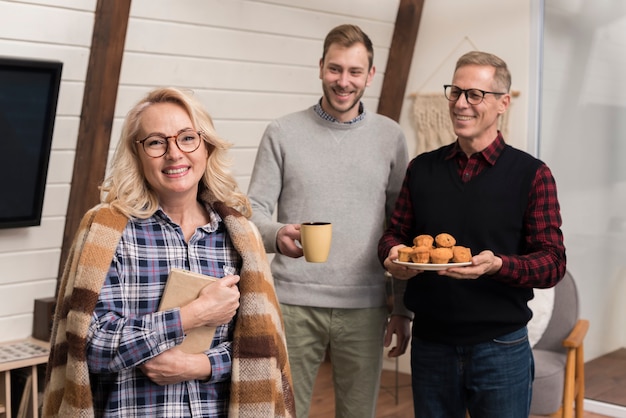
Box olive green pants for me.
[280,304,388,418]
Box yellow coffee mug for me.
[300,222,332,263]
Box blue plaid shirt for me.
[86,205,241,417]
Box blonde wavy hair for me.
[100,87,251,219]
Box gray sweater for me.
[248,106,410,313]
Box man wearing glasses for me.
[378,51,566,417]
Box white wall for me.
[541,0,626,361]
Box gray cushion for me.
[533,272,578,352]
[530,271,579,415]
[530,349,566,414]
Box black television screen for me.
[0,57,62,229]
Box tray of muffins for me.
[392,233,472,271]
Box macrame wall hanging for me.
[409,36,519,155]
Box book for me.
[159,268,218,354]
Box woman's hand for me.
[139,347,211,385]
[180,274,240,331]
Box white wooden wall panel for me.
[52,117,81,150]
[129,0,396,42]
[0,219,64,253]
[109,122,123,151]
[56,82,89,116]
[119,54,321,93]
[0,2,93,46]
[0,315,35,342]
[42,185,70,217]
[236,176,250,194]
[125,20,322,66]
[0,281,57,316]
[15,0,96,11]
[0,251,60,285]
[214,120,268,148]
[254,0,399,23]
[230,148,258,177]
[46,151,75,183]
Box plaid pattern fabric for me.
[43,198,295,418]
[87,207,238,417]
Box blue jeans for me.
[411,327,534,418]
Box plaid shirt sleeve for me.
[87,274,186,372]
[205,323,232,383]
[378,161,415,263]
[493,163,566,288]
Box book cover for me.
[159,268,218,354]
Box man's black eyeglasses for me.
[443,84,507,105]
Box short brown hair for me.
[455,51,511,92]
[322,24,374,70]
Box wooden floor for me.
[584,347,626,407]
[309,360,612,418]
[310,360,413,418]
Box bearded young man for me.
[247,24,412,418]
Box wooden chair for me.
[530,271,590,418]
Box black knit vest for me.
[404,143,542,344]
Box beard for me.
[321,84,364,119]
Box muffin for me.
[397,247,414,262]
[413,234,434,248]
[452,246,472,263]
[435,233,456,248]
[429,247,453,264]
[410,245,431,263]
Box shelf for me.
[0,339,49,371]
[0,338,49,418]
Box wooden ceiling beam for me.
[57,0,131,292]
[377,0,425,122]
